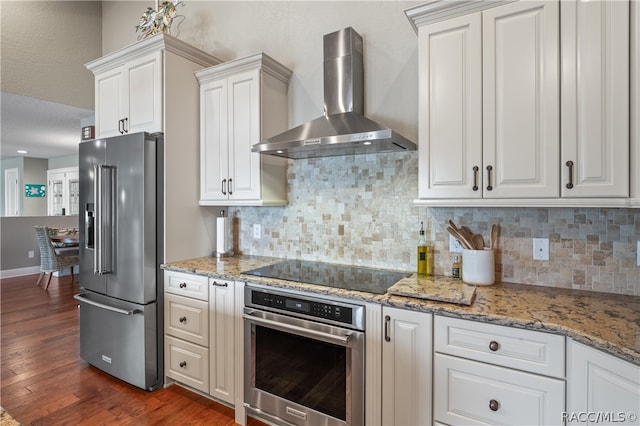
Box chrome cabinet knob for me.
[489,340,499,352]
[179,361,187,368]
[179,282,187,288]
[179,316,187,323]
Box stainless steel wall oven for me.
[243,285,365,426]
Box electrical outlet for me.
[253,224,262,239]
[449,234,463,253]
[28,250,34,258]
[533,238,549,261]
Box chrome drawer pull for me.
[179,316,187,324]
[489,340,499,352]
[489,399,500,412]
[179,361,187,368]
[179,282,187,288]
[212,281,228,287]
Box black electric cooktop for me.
[242,259,410,295]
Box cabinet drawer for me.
[165,336,209,394]
[434,353,565,426]
[434,316,565,377]
[164,271,208,301]
[165,293,208,346]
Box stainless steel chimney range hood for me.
[252,27,416,159]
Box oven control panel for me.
[250,290,354,325]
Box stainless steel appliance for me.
[74,132,163,391]
[243,259,410,294]
[244,285,365,426]
[252,27,416,159]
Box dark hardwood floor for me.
[0,274,265,425]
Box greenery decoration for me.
[135,1,185,40]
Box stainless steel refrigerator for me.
[74,132,163,391]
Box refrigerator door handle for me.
[94,165,115,275]
[94,165,101,274]
[74,294,141,316]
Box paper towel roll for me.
[216,216,233,257]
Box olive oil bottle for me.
[417,222,433,275]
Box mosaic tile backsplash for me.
[229,152,640,295]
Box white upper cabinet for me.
[197,53,291,206]
[482,1,559,199]
[415,0,559,202]
[561,0,630,198]
[418,13,482,199]
[408,0,636,207]
[93,51,163,138]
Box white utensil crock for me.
[462,248,495,285]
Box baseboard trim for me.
[0,266,41,279]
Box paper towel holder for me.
[215,210,234,258]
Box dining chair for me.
[34,226,80,289]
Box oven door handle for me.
[243,312,353,346]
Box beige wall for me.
[0,1,102,110]
[0,215,78,274]
[101,1,421,141]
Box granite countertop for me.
[162,255,640,366]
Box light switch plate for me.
[253,223,261,239]
[449,234,463,253]
[533,238,549,261]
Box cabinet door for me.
[561,0,629,198]
[382,307,432,426]
[568,340,640,426]
[434,353,565,426]
[200,78,229,201]
[418,13,483,199]
[228,69,261,201]
[209,278,235,404]
[483,0,560,198]
[95,67,125,138]
[125,51,163,134]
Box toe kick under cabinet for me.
[164,270,236,404]
[434,316,566,426]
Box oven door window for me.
[255,325,348,421]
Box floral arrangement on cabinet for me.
[135,1,185,40]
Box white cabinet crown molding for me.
[405,0,516,32]
[196,52,292,85]
[86,33,221,74]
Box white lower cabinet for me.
[165,336,210,393]
[381,307,433,426]
[164,271,236,406]
[568,340,640,426]
[433,315,565,426]
[209,278,236,404]
[164,271,210,393]
[434,353,565,426]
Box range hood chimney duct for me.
[252,27,416,159]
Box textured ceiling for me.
[1,92,93,159]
